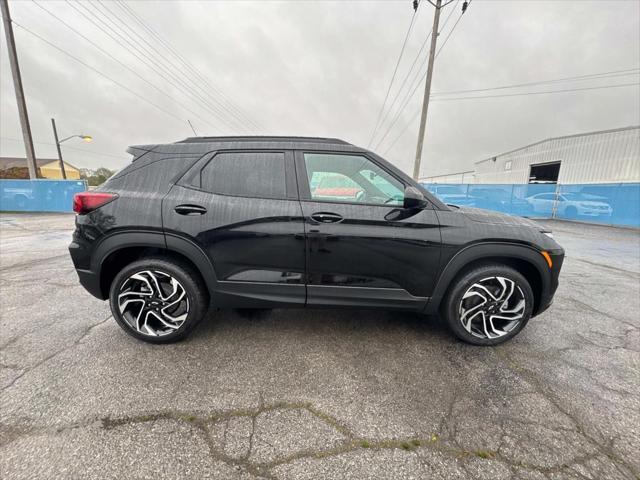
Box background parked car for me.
[527,192,613,218]
[427,185,476,207]
[469,187,531,214]
[311,174,363,201]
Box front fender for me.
[424,242,552,315]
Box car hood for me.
[456,206,543,229]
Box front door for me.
[295,151,441,310]
[163,150,306,307]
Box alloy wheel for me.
[458,276,526,340]
[117,270,189,336]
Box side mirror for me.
[403,186,428,210]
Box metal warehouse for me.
[425,126,639,184]
[473,126,639,184]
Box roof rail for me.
[176,136,350,145]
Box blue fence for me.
[0,179,87,213]
[422,183,640,228]
[1,179,638,228]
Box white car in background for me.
[526,192,613,217]
[427,185,476,207]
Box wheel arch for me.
[93,231,217,300]
[425,242,551,316]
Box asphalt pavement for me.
[0,213,638,479]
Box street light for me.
[51,117,92,179]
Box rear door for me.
[295,151,441,309]
[162,150,306,307]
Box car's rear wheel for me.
[443,264,534,346]
[109,257,208,343]
[565,206,578,218]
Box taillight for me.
[72,192,118,214]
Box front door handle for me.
[174,204,207,216]
[310,212,343,223]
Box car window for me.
[303,153,404,205]
[200,152,286,199]
[541,193,557,200]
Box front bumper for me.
[534,249,564,316]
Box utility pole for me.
[1,0,38,179]
[412,0,442,180]
[51,118,67,180]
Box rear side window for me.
[200,152,286,199]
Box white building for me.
[423,126,640,184]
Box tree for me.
[80,167,114,186]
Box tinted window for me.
[303,153,404,206]
[201,152,286,199]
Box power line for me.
[80,0,246,133]
[93,0,250,133]
[434,0,469,57]
[381,81,640,156]
[367,2,421,147]
[30,0,220,133]
[375,0,468,155]
[369,1,460,148]
[431,68,640,96]
[369,0,460,148]
[64,0,219,126]
[375,69,640,151]
[430,81,640,102]
[12,20,190,124]
[1,137,124,160]
[116,0,262,132]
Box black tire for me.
[442,264,534,346]
[109,257,209,344]
[565,206,578,218]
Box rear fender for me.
[92,230,218,297]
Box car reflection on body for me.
[427,185,476,207]
[469,187,531,214]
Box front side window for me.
[303,153,404,206]
[200,152,286,199]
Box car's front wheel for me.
[443,264,534,346]
[109,257,208,343]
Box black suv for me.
[69,136,564,346]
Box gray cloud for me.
[1,0,639,175]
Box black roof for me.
[176,136,350,145]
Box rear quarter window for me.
[200,152,286,199]
[100,155,199,193]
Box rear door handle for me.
[310,212,343,223]
[174,204,207,216]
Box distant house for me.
[0,157,81,180]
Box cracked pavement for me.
[0,213,638,479]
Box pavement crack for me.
[494,348,638,477]
[4,399,636,478]
[0,315,112,392]
[569,257,640,277]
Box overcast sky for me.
[1,0,639,177]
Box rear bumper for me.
[75,268,105,300]
[69,240,106,300]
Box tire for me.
[109,257,209,344]
[442,264,534,346]
[565,206,578,218]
